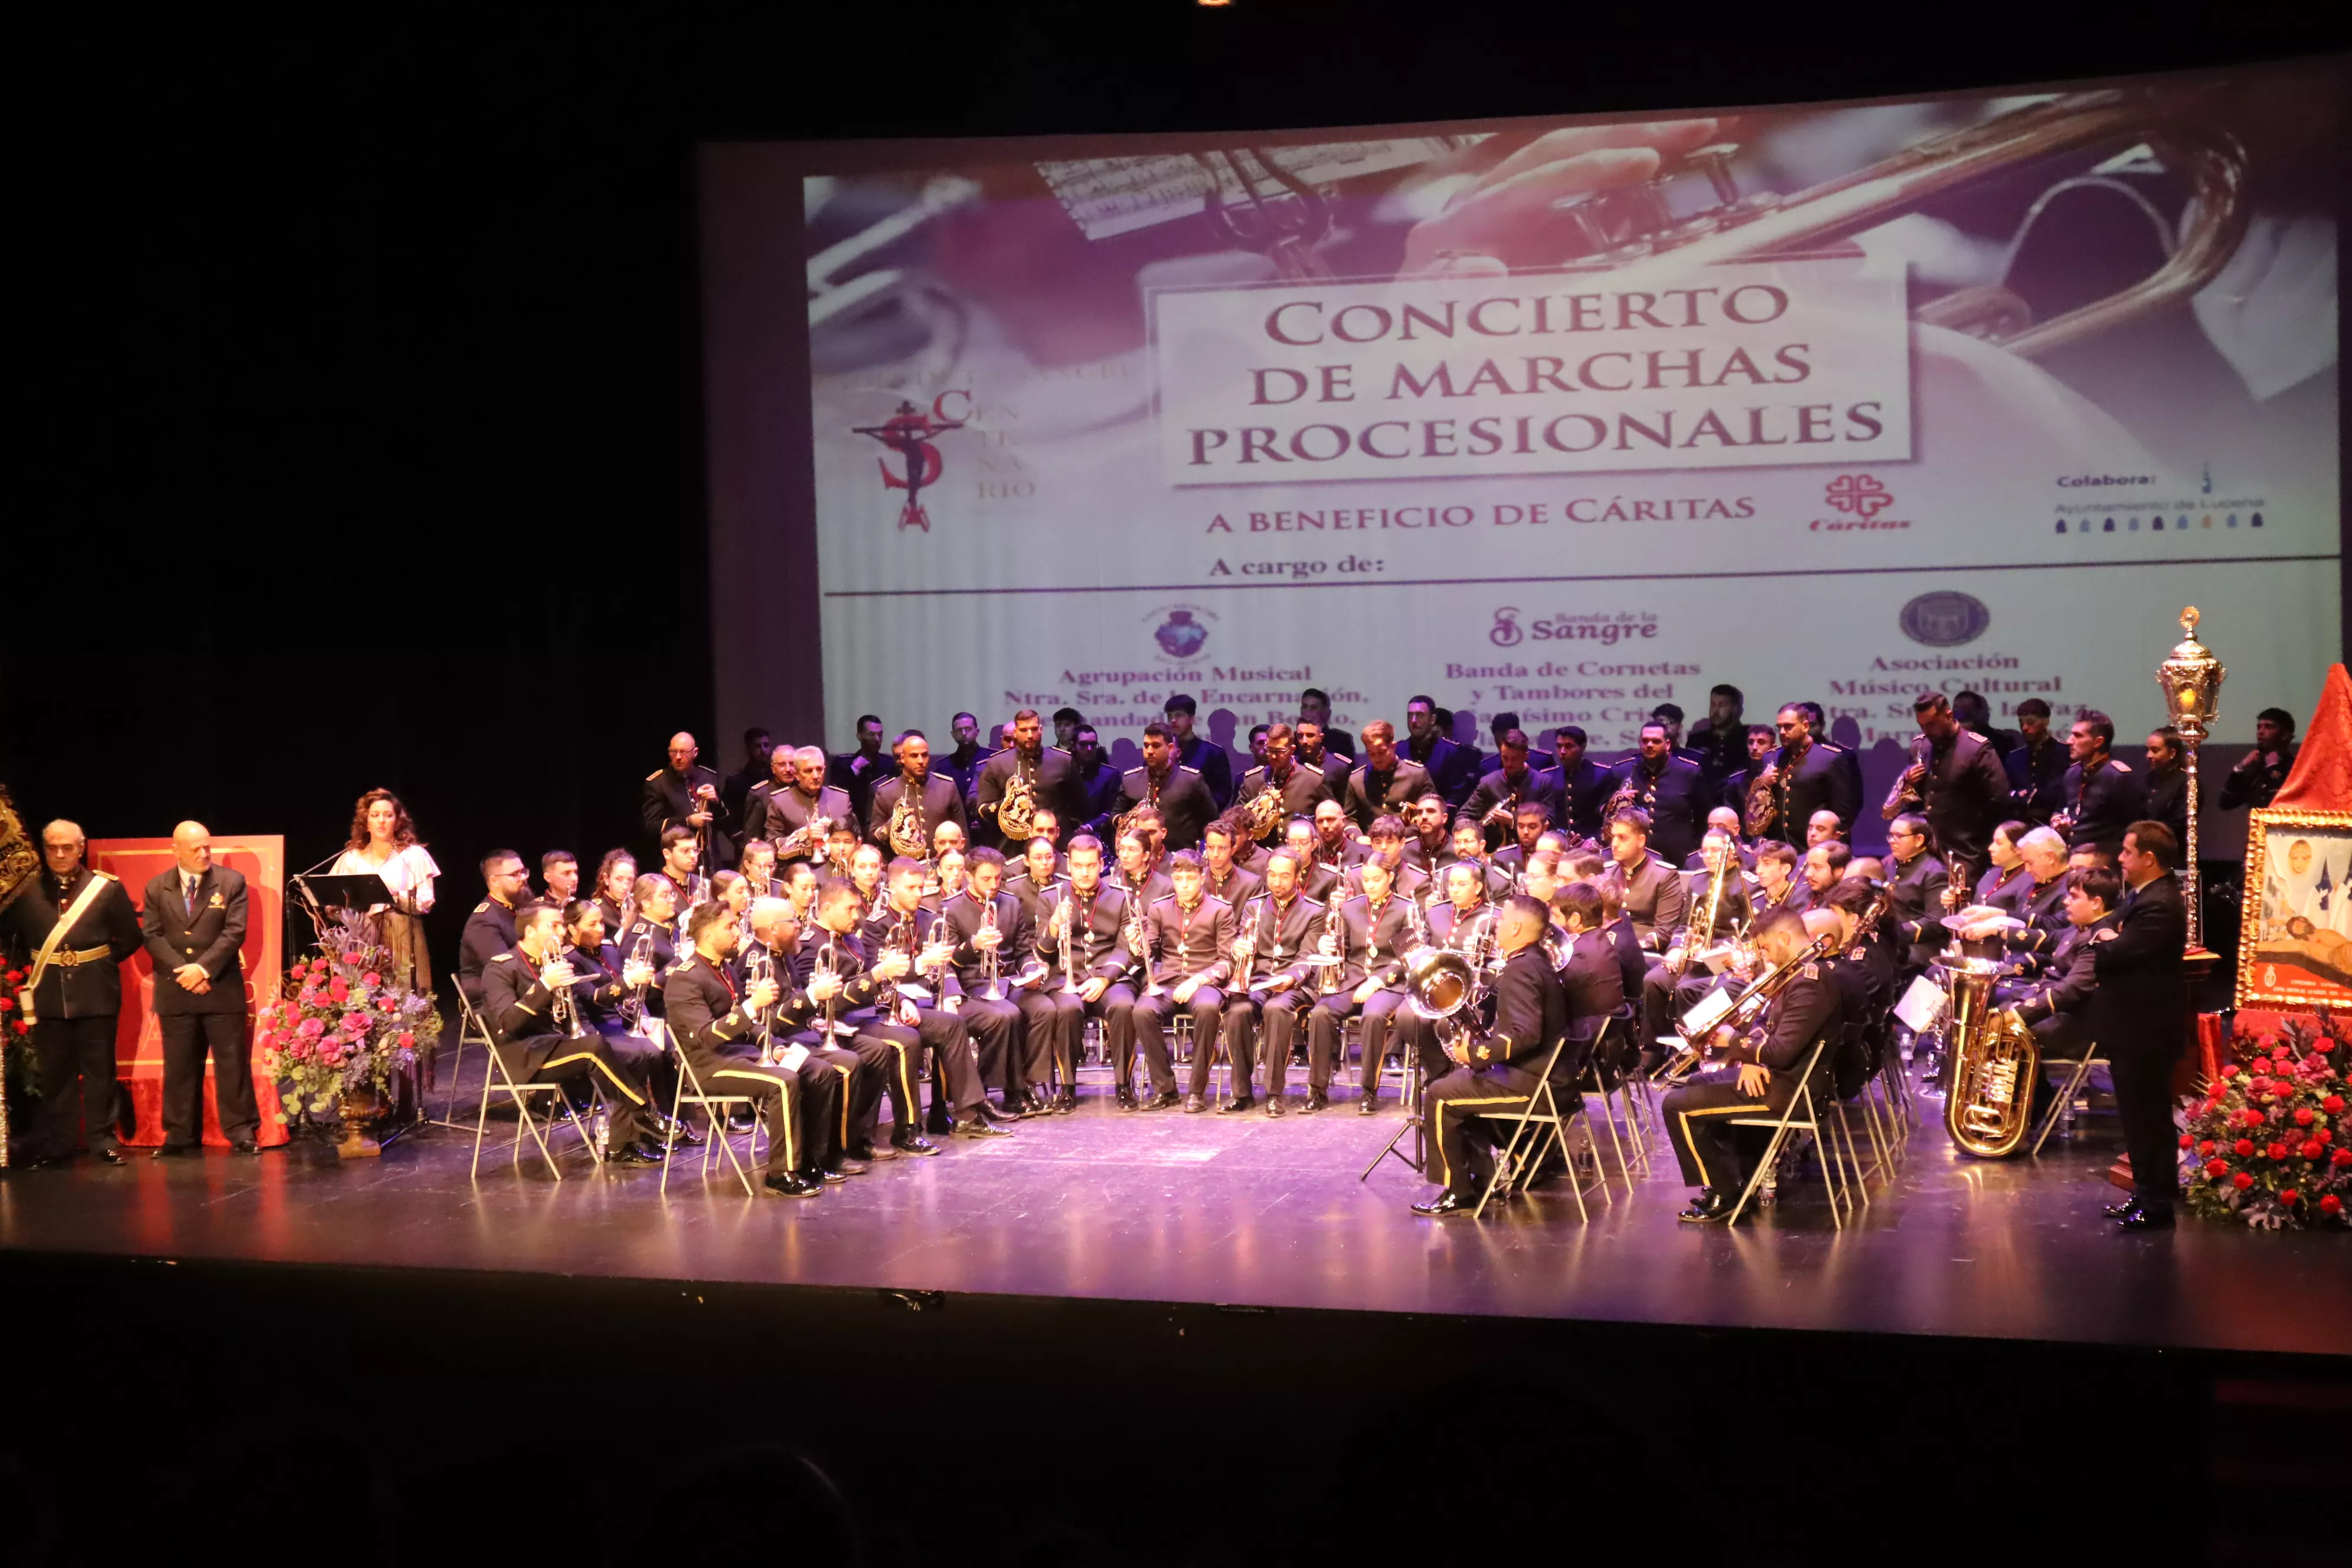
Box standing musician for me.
[746,746,853,863]
[1719,724,1778,814]
[1200,817,1263,907]
[1685,684,1750,795]
[2218,707,2299,814]
[2004,698,2071,823]
[1658,907,1843,1224]
[1121,850,1235,1114]
[482,901,664,1165]
[1309,854,1418,1115]
[1747,705,1860,845]
[2142,728,2191,845]
[1342,814,1430,903]
[1031,835,1139,1111]
[1641,829,1753,1059]
[1161,695,1235,809]
[1299,690,1355,767]
[3,819,141,1168]
[1403,695,1478,808]
[1600,723,1709,868]
[1118,723,1216,851]
[458,850,531,1009]
[1598,808,1687,955]
[2055,710,2148,852]
[1409,895,1569,1217]
[860,857,1014,1136]
[2092,822,2188,1230]
[1342,720,1434,834]
[1291,719,1347,801]
[665,900,825,1197]
[867,730,969,855]
[829,714,890,829]
[936,848,1048,1117]
[939,712,989,809]
[1465,730,1564,852]
[1233,723,1330,844]
[720,727,775,845]
[1216,848,1325,1117]
[974,708,1073,851]
[740,898,878,1174]
[1883,691,2011,872]
[643,731,733,871]
[1547,726,1609,842]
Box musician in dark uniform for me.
[1749,705,1860,844]
[939,712,988,809]
[2218,707,2298,813]
[1397,794,1458,895]
[974,708,1073,851]
[1298,690,1354,767]
[1306,855,1417,1115]
[1117,851,1233,1113]
[1162,695,1234,809]
[667,899,828,1195]
[1291,719,1348,802]
[458,850,530,1009]
[865,731,969,854]
[1200,818,1263,907]
[1001,839,1072,1106]
[481,901,664,1164]
[1118,724,1216,852]
[1641,830,1753,1059]
[829,714,890,829]
[1599,809,1687,954]
[1684,685,1749,795]
[1804,907,1880,1103]
[1341,815,1429,904]
[2095,822,2189,1230]
[2004,865,2120,1120]
[1217,850,1324,1116]
[1719,724,1778,815]
[1547,726,1610,842]
[1882,814,1954,974]
[1465,730,1564,852]
[1599,723,1709,867]
[1232,724,1329,847]
[743,897,877,1173]
[1881,691,2013,873]
[2141,728,2191,845]
[1065,724,1125,843]
[719,726,774,845]
[3,819,141,1167]
[558,897,684,1136]
[1490,800,1555,887]
[1032,835,1139,1111]
[858,858,1011,1138]
[2004,698,2070,823]
[744,746,853,863]
[1410,896,1569,1216]
[2057,710,2148,854]
[1342,721,1434,835]
[935,849,1044,1115]
[1965,827,2074,980]
[1448,820,1513,902]
[1660,908,1843,1223]
[643,731,732,870]
[139,822,259,1155]
[1403,695,1478,809]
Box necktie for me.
[185,876,200,913]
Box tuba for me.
[887,784,929,858]
[1942,962,2040,1158]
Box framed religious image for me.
[2237,808,2352,1010]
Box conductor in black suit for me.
[139,822,260,1154]
[2096,821,2189,1231]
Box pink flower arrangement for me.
[259,912,440,1131]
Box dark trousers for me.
[1309,986,1410,1094]
[1423,1062,1541,1200]
[524,1035,656,1148]
[695,1053,813,1175]
[913,1004,985,1118]
[1034,983,1138,1092]
[1661,1069,1797,1192]
[1011,989,1064,1089]
[952,996,1023,1099]
[1221,988,1311,1099]
[159,1011,257,1146]
[1131,985,1224,1097]
[2110,1041,2181,1208]
[1642,963,1726,1056]
[28,1012,120,1158]
[850,1021,926,1135]
[793,1040,878,1167]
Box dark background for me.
[9,6,2348,975]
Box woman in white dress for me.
[330,789,439,992]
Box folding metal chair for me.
[1723,1037,1846,1227]
[1573,1014,1651,1186]
[469,1037,607,1180]
[1466,1037,1592,1221]
[662,1051,772,1198]
[2030,1040,2108,1157]
[436,986,497,1129]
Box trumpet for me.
[744,943,776,1054]
[977,897,1005,1001]
[1051,892,1080,995]
[1126,894,1157,996]
[544,949,589,1040]
[1231,901,1263,993]
[619,932,654,1034]
[1315,903,1344,995]
[1479,786,1523,830]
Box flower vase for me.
[337,1087,383,1159]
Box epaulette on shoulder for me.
[646,770,664,782]
[675,956,697,972]
[93,869,119,883]
[1819,740,1849,752]
[2106,759,2132,773]
[1047,744,1070,755]
[1299,762,1324,778]
[1180,764,1201,775]
[1123,765,1144,777]
[1299,894,1327,909]
[489,952,513,963]
[473,901,490,913]
[2092,928,2119,942]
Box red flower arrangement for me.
[257,912,439,1130]
[2182,1012,2350,1230]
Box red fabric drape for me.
[2270,662,2352,811]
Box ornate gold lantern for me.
[2155,606,2224,947]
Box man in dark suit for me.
[973,709,1074,851]
[1063,724,1126,844]
[939,712,989,810]
[2218,707,2298,814]
[458,850,531,1009]
[865,730,969,853]
[1299,690,1353,767]
[1882,691,2012,874]
[718,726,774,845]
[1403,695,1478,809]
[642,731,733,870]
[1118,723,1216,852]
[2004,698,2070,824]
[1752,705,1860,844]
[1464,730,1564,850]
[1412,895,1570,1216]
[2056,710,2148,854]
[139,822,259,1155]
[1599,723,1710,868]
[1684,685,1750,796]
[2094,821,2189,1230]
[1162,695,1234,809]
[2,818,142,1167]
[1343,720,1435,834]
[1550,726,1612,842]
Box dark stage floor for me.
[3,1059,2344,1359]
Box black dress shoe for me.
[1183,1093,1208,1114]
[1115,1087,1139,1112]
[817,1164,853,1183]
[2101,1198,2138,1219]
[1301,1089,1328,1114]
[231,1138,262,1156]
[725,1110,759,1135]
[1266,1095,1288,1118]
[1219,1095,1256,1114]
[1677,1189,1733,1224]
[847,1140,896,1162]
[925,1111,954,1136]
[1357,1093,1378,1116]
[662,1116,706,1147]
[1053,1090,1078,1115]
[606,1142,665,1167]
[764,1170,823,1198]
[1020,1091,1052,1116]
[1139,1090,1181,1112]
[2113,1202,2174,1231]
[891,1131,940,1157]
[22,1153,76,1170]
[979,1099,1023,1124]
[97,1146,131,1165]
[956,1116,1014,1138]
[1411,1192,1471,1217]
[828,1154,869,1177]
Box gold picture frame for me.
[2237,806,2352,1010]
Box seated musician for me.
[1216,848,1325,1116]
[1124,850,1236,1114]
[847,843,886,920]
[1342,814,1429,902]
[2002,865,2122,1115]
[1640,829,1754,1069]
[1804,906,1881,1106]
[821,822,861,884]
[1308,854,1418,1116]
[1288,816,1338,903]
[1490,799,1554,886]
[1311,796,1364,867]
[1033,834,1141,1112]
[741,897,880,1178]
[1410,896,1570,1217]
[1883,813,1953,975]
[1792,839,1850,914]
[1599,808,1687,955]
[860,857,1013,1138]
[1554,881,1632,1087]
[1113,827,1174,907]
[1682,806,1758,872]
[1749,839,1803,919]
[1447,817,1512,901]
[1660,909,1843,1224]
[1974,821,2034,910]
[1400,793,1456,893]
[618,873,681,1035]
[932,847,1036,1118]
[1958,825,2072,975]
[1234,723,1331,844]
[738,839,783,901]
[560,896,688,1144]
[482,901,664,1165]
[665,899,829,1198]
[1466,728,1564,852]
[795,877,936,1161]
[1200,816,1263,906]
